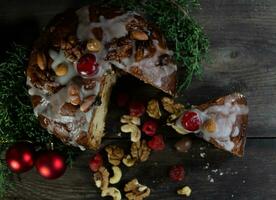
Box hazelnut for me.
[202,118,217,133]
[174,137,192,153]
[131,31,149,41]
[55,63,68,76]
[87,39,102,52]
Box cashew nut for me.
[122,155,136,167]
[121,124,141,142]
[120,115,141,125]
[101,187,122,200]
[109,166,122,184]
[177,186,192,197]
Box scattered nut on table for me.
[131,140,151,162]
[109,166,122,184]
[120,115,141,125]
[121,124,141,143]
[101,187,122,200]
[177,186,192,197]
[105,145,125,166]
[161,97,184,114]
[124,178,151,200]
[122,155,136,167]
[147,99,161,119]
[93,166,110,190]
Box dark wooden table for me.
[1,0,276,199]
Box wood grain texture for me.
[1,0,276,199]
[4,138,276,200]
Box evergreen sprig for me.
[107,0,209,92]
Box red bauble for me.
[5,142,35,173]
[77,54,98,76]
[181,111,201,132]
[35,151,66,180]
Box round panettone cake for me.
[26,5,177,150]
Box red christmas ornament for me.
[77,54,98,76]
[35,151,66,180]
[89,153,103,172]
[5,142,35,173]
[181,111,201,132]
[142,119,158,136]
[129,101,145,117]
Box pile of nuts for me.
[89,96,192,199]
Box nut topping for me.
[87,39,102,52]
[67,84,81,106]
[146,99,161,119]
[131,140,151,162]
[80,95,95,112]
[177,186,192,197]
[55,63,68,76]
[109,166,122,184]
[202,118,217,133]
[120,115,141,126]
[60,103,78,116]
[101,187,122,200]
[36,52,47,71]
[161,97,184,114]
[131,31,149,41]
[105,145,125,166]
[122,155,136,167]
[121,124,141,143]
[124,179,150,200]
[93,166,110,190]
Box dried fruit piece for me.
[146,99,161,119]
[89,153,103,172]
[129,101,145,117]
[77,54,98,76]
[169,164,185,182]
[181,111,201,132]
[174,137,192,153]
[116,92,129,107]
[147,135,165,151]
[55,63,68,76]
[177,186,192,197]
[142,120,158,136]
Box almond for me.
[131,31,149,41]
[37,52,47,70]
[55,63,68,76]
[80,95,95,112]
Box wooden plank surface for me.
[0,0,276,199]
[4,138,276,200]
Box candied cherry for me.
[181,111,201,132]
[129,101,145,117]
[77,54,98,76]
[169,164,185,182]
[89,153,103,172]
[147,135,165,151]
[142,120,158,136]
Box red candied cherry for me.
[129,101,145,117]
[142,120,158,136]
[89,153,103,172]
[169,164,185,182]
[181,111,201,132]
[77,54,98,76]
[116,92,129,107]
[147,134,165,151]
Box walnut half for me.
[124,179,150,200]
[105,145,125,166]
[131,140,151,162]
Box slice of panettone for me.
[167,93,249,156]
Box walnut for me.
[161,97,184,115]
[124,179,151,200]
[105,145,125,166]
[93,166,110,190]
[146,99,161,119]
[131,140,151,162]
[120,115,141,125]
